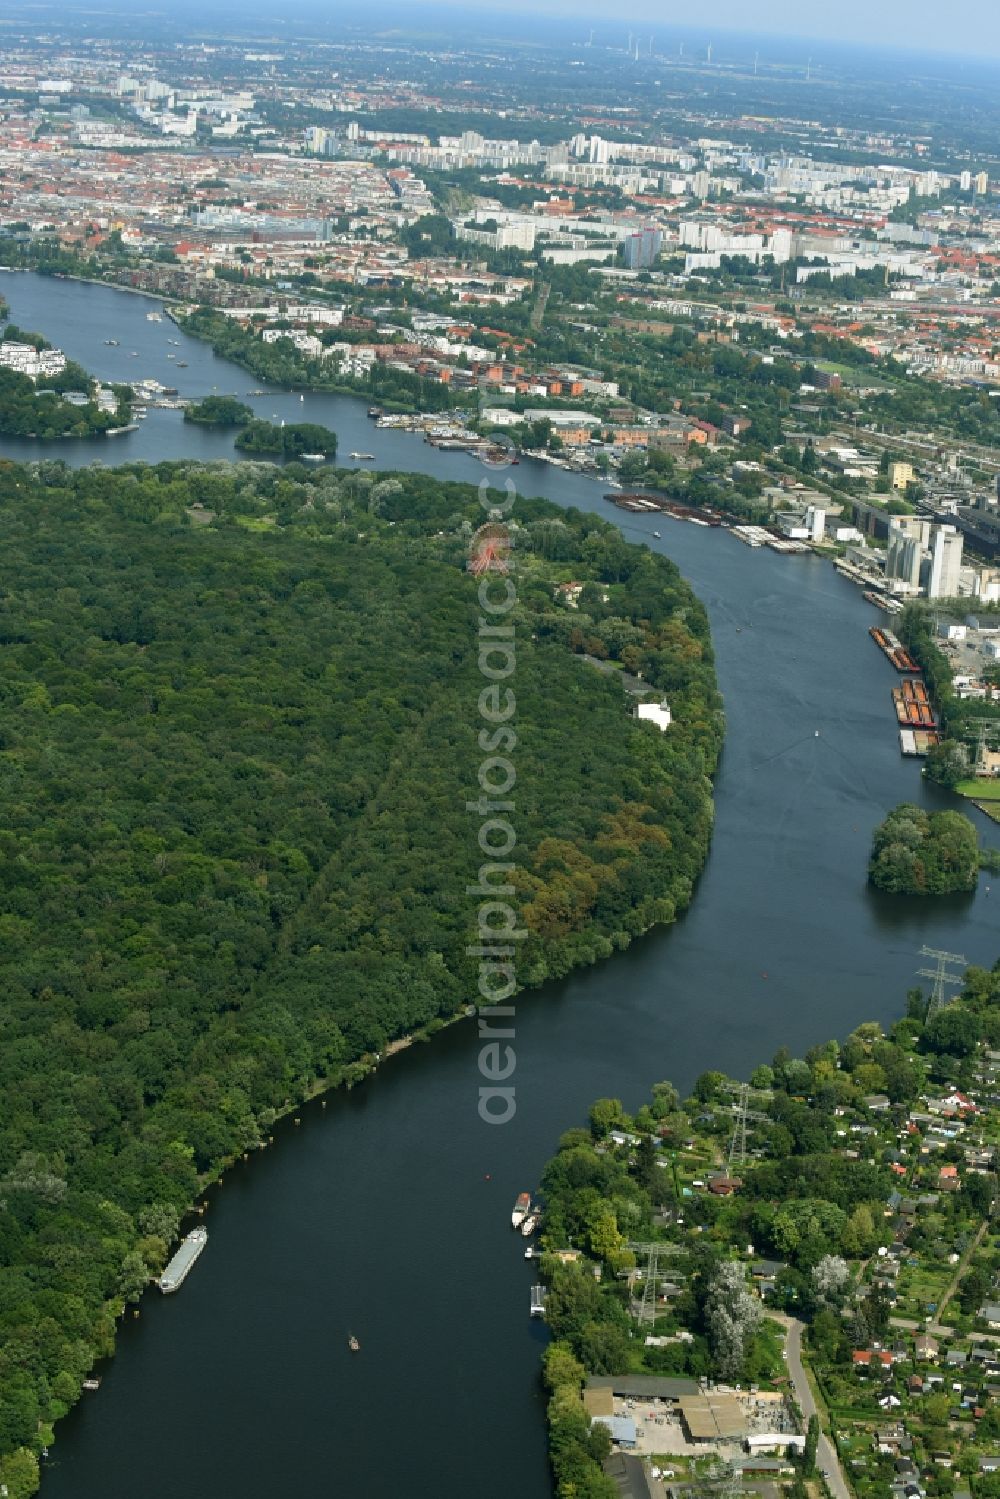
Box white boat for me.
[524,1245,534,1259]
[652,530,661,538]
[350,452,375,460]
[146,311,162,322]
[512,1192,531,1229]
[521,1214,538,1237]
[300,453,326,463]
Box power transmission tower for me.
[917,945,966,1019]
[627,1241,684,1327]
[711,1457,744,1499]
[971,721,999,777]
[728,1084,749,1170]
[724,1083,768,1170]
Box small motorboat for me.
[652,530,661,538]
[348,1334,360,1353]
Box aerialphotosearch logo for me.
[468,460,522,1126]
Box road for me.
[779,1316,852,1499]
[930,1219,988,1333]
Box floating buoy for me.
[485,1174,492,1181]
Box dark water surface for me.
[5,272,994,1499]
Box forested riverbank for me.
[0,457,721,1494]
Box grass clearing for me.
[957,779,1000,800]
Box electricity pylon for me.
[918,945,966,1019]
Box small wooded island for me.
[234,417,338,456]
[868,803,981,895]
[183,394,253,426]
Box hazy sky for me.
[428,0,1000,58]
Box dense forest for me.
[868,803,982,895]
[0,457,721,1493]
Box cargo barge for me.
[157,1227,208,1293]
[892,679,937,729]
[870,626,920,673]
[900,727,942,757]
[603,493,723,525]
[863,590,903,615]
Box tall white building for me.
[928,525,963,600]
[805,505,826,543]
[886,516,930,591]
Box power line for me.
[917,945,967,1019]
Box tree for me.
[704,1262,761,1379]
[543,1340,586,1393]
[0,1449,40,1499]
[812,1254,851,1302]
[589,1099,626,1139]
[803,1414,819,1475]
[693,1071,727,1104]
[926,738,970,789]
[651,1081,681,1117]
[924,1007,980,1058]
[841,1205,878,1257]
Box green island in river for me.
[0,456,721,1495]
[868,805,985,895]
[534,968,1000,1499]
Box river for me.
[3,272,995,1499]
